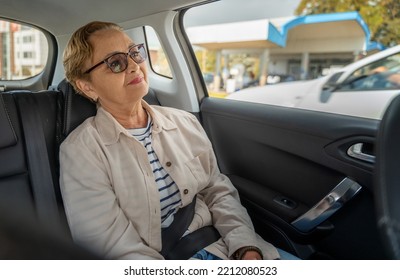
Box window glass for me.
[0,20,48,80]
[342,53,400,91]
[183,0,400,119]
[144,26,172,78]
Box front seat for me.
[374,94,400,259]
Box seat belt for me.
[17,94,61,229]
[160,195,221,259]
[160,195,197,257]
[165,226,221,260]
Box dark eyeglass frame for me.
[84,43,147,74]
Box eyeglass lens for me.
[105,44,147,73]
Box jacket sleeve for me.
[59,129,163,260]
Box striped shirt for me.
[128,114,182,228]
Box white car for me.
[227,45,400,120]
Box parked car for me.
[243,74,296,89]
[0,0,398,265]
[227,45,400,120]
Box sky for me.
[184,0,302,27]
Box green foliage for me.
[295,0,400,46]
[195,49,217,73]
[195,50,260,77]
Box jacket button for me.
[166,161,172,167]
[183,189,189,194]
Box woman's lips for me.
[128,76,144,85]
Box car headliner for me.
[0,0,211,36]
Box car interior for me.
[0,0,398,260]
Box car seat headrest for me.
[57,79,96,138]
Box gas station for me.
[186,11,384,92]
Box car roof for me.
[0,0,208,36]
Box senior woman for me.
[60,21,285,260]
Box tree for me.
[295,0,400,47]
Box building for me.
[186,11,384,91]
[13,26,48,79]
[0,21,47,80]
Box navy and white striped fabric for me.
[128,115,182,228]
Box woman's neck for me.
[102,101,148,129]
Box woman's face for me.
[77,28,149,113]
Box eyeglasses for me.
[84,43,147,74]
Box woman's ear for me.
[76,79,98,102]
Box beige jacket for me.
[60,101,279,260]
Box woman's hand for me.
[241,250,262,260]
[233,246,263,260]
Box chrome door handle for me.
[347,143,375,163]
[291,177,362,232]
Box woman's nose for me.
[127,56,139,72]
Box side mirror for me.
[320,72,344,103]
[320,86,336,103]
[322,82,340,92]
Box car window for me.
[144,26,173,78]
[341,53,400,90]
[0,19,48,80]
[183,0,400,120]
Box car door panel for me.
[200,97,386,259]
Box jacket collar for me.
[94,100,177,145]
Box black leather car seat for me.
[0,91,65,227]
[0,89,101,259]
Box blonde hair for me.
[63,21,123,93]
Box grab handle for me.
[291,177,362,232]
[347,143,375,163]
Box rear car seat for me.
[0,90,98,259]
[0,80,161,259]
[0,93,36,216]
[0,91,64,226]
